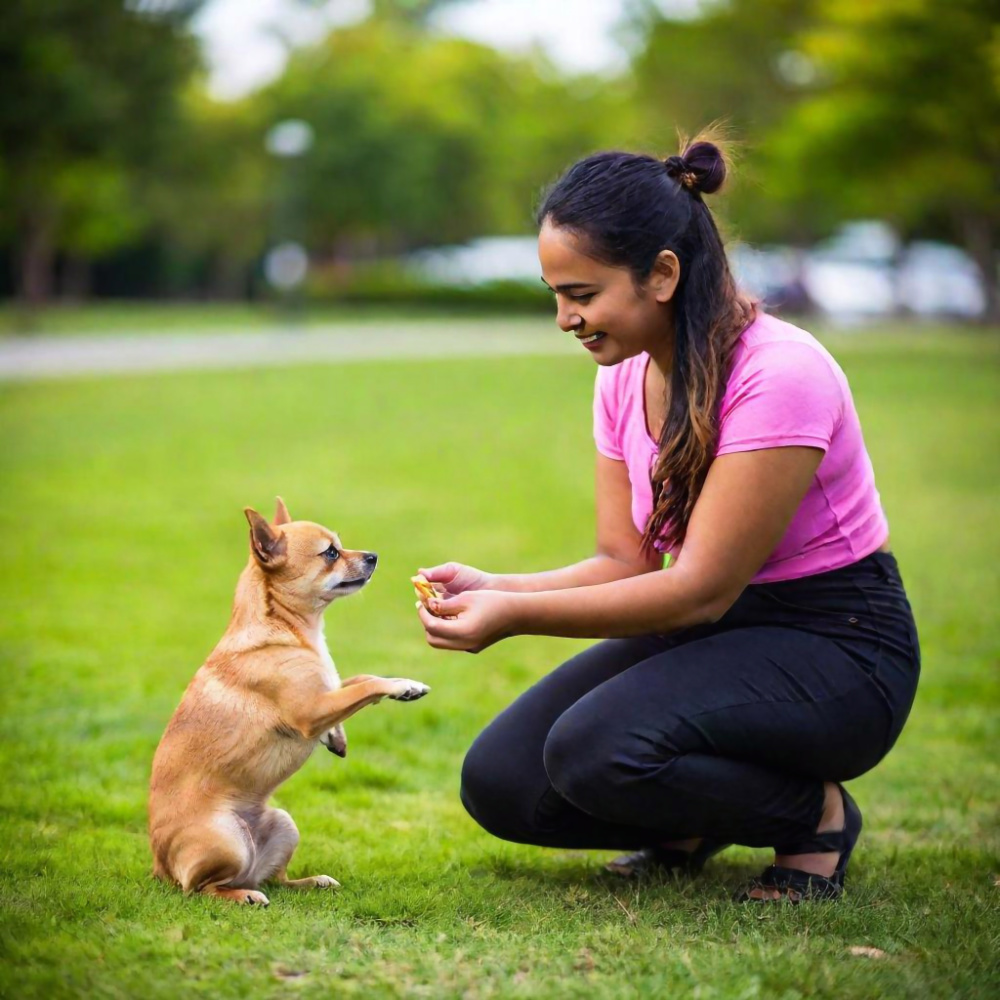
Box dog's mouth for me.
[332,577,368,591]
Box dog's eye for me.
[323,545,340,561]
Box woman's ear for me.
[647,250,681,303]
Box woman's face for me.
[537,220,678,367]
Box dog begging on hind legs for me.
[148,497,429,907]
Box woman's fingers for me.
[417,603,478,651]
[417,603,461,634]
[419,563,458,584]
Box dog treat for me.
[412,573,443,606]
[412,574,455,619]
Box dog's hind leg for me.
[253,808,340,890]
[171,813,269,906]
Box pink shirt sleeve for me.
[593,366,624,460]
[717,341,844,455]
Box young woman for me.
[415,139,920,902]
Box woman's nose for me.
[556,303,582,333]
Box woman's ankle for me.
[816,782,845,834]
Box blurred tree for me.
[629,0,817,137]
[767,0,1000,321]
[0,0,203,304]
[627,0,821,240]
[630,0,999,320]
[144,89,270,298]
[370,0,466,25]
[260,17,633,260]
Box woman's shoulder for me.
[730,312,845,385]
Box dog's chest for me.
[316,626,341,691]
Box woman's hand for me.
[417,562,496,598]
[417,590,521,653]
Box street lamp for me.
[264,119,314,326]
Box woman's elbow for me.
[697,589,742,625]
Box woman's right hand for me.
[418,562,497,598]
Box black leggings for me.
[461,551,920,850]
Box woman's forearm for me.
[507,565,728,639]
[491,554,655,594]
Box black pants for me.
[461,552,920,850]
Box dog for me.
[148,498,429,906]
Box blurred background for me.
[0,0,997,333]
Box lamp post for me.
[264,119,314,327]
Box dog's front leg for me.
[295,677,429,740]
[323,677,406,755]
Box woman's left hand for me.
[417,590,521,653]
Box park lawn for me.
[0,330,997,999]
[0,302,549,337]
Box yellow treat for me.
[412,574,443,608]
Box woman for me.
[415,138,920,902]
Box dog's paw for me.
[241,890,270,906]
[277,873,341,891]
[387,679,430,702]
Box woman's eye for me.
[323,546,340,560]
[571,293,595,304]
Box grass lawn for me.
[0,327,997,998]
[0,302,549,337]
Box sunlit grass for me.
[0,329,997,998]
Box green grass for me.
[1,329,998,998]
[0,301,549,337]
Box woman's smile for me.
[578,331,607,349]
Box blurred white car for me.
[406,224,988,321]
[736,222,987,322]
[897,241,986,318]
[407,236,541,285]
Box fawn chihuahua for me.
[149,498,429,906]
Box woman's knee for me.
[542,701,632,818]
[460,728,547,844]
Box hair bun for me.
[664,141,726,196]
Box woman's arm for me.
[419,446,823,650]
[492,453,662,592]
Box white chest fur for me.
[314,624,344,753]
[315,623,341,690]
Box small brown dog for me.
[149,498,429,906]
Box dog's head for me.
[243,497,377,614]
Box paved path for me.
[0,320,578,381]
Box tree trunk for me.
[959,212,999,326]
[60,255,92,302]
[208,253,248,300]
[17,209,57,307]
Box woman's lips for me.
[578,331,607,350]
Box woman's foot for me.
[740,782,861,903]
[606,838,730,878]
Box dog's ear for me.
[273,496,292,526]
[245,507,287,566]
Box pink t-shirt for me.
[593,311,889,583]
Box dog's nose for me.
[364,552,378,567]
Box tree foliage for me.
[765,0,1000,316]
[0,0,994,312]
[0,0,203,301]
[259,18,633,256]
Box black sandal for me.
[606,840,731,878]
[737,784,863,903]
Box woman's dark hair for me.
[536,135,756,553]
